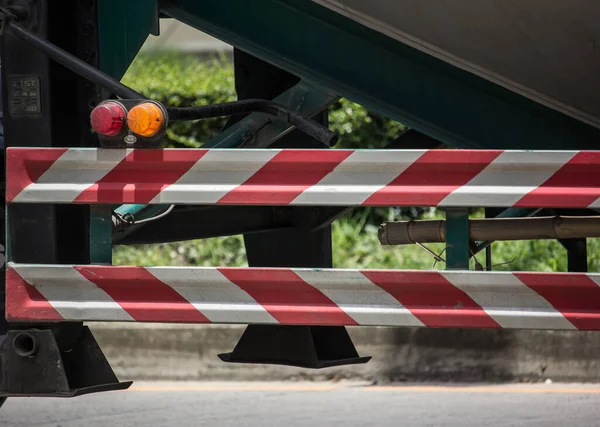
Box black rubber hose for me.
[168,100,338,146]
[4,19,337,146]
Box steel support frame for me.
[2,0,597,390]
[95,0,600,255]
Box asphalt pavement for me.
[2,382,600,427]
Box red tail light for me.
[90,101,126,136]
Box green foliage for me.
[113,204,598,272]
[113,222,600,273]
[112,217,446,270]
[122,53,235,148]
[328,99,406,149]
[114,235,247,267]
[330,209,447,270]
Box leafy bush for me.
[328,99,406,149]
[122,53,236,148]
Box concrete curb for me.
[89,324,600,383]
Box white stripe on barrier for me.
[439,151,578,207]
[13,265,135,322]
[294,269,425,326]
[151,150,281,204]
[13,148,132,203]
[291,150,427,205]
[148,268,277,324]
[442,271,576,330]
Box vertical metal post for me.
[560,238,588,273]
[90,206,113,264]
[0,164,6,341]
[484,208,493,271]
[485,245,492,271]
[445,208,470,270]
[553,209,588,273]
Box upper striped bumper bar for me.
[7,264,600,330]
[7,148,600,207]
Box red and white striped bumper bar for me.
[7,147,600,207]
[7,264,600,330]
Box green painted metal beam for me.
[90,206,113,264]
[98,0,159,80]
[163,0,600,151]
[445,208,470,270]
[94,1,159,263]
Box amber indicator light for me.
[127,102,165,137]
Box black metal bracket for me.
[0,0,38,37]
[0,327,132,398]
[219,325,371,369]
[113,205,350,245]
[0,7,16,35]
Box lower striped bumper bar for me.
[7,264,600,330]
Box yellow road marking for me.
[366,386,600,394]
[126,384,600,394]
[129,385,342,392]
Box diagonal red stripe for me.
[74,149,208,204]
[362,270,500,328]
[217,150,353,205]
[515,273,600,330]
[5,267,63,321]
[6,148,68,202]
[515,152,600,208]
[75,266,210,323]
[363,150,502,206]
[218,268,358,325]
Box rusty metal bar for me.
[378,216,600,245]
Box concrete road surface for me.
[2,382,600,427]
